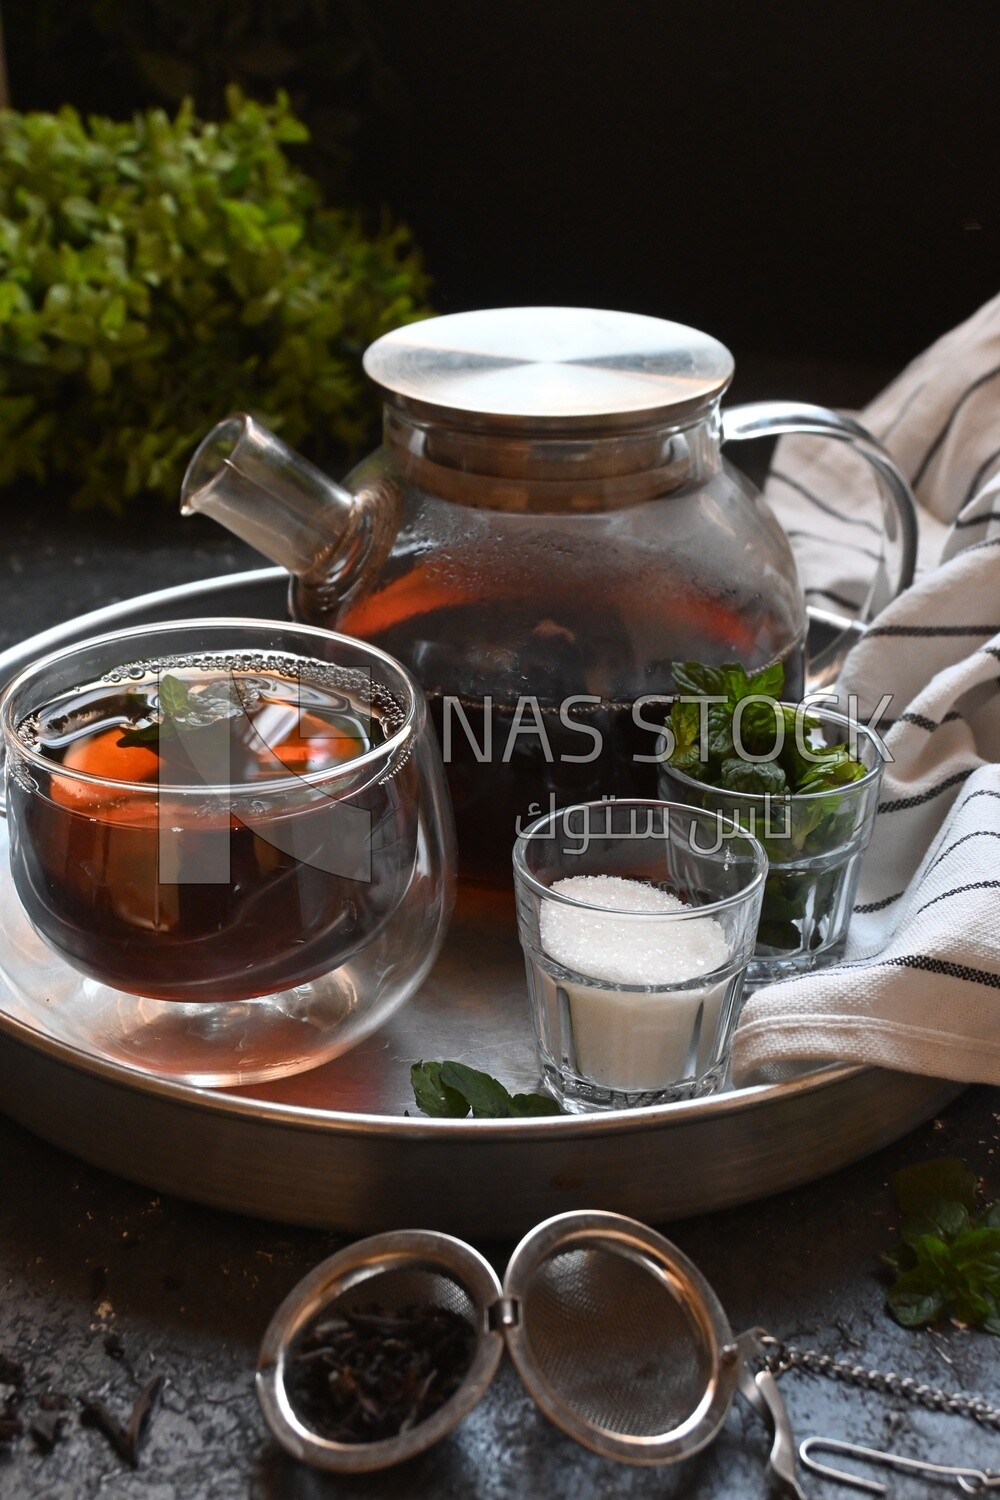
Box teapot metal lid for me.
[363,306,735,432]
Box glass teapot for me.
[182,307,916,888]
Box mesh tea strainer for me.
[256,1210,802,1492]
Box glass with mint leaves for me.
[658,660,884,984]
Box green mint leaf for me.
[719,662,751,703]
[671,661,732,698]
[950,1226,1000,1267]
[704,703,733,760]
[910,1233,955,1280]
[158,673,192,721]
[882,1157,1000,1335]
[411,1061,559,1119]
[900,1199,971,1247]
[887,1267,947,1328]
[893,1158,978,1217]
[748,661,785,698]
[669,748,707,779]
[738,699,783,757]
[719,757,788,795]
[409,1061,469,1118]
[797,753,867,793]
[951,1288,991,1326]
[669,698,700,755]
[509,1092,562,1117]
[438,1061,518,1118]
[787,702,821,732]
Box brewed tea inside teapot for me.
[183,307,916,888]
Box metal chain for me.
[760,1334,1000,1431]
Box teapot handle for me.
[721,400,918,689]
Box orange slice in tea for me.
[259,711,368,776]
[51,727,160,816]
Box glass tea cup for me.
[512,799,766,1112]
[0,619,455,1085]
[659,706,884,985]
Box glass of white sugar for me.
[513,800,766,1112]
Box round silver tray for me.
[0,569,961,1236]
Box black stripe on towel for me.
[770,468,883,535]
[959,443,1000,510]
[878,710,963,733]
[914,880,1000,917]
[880,954,1000,990]
[805,587,866,613]
[854,891,904,914]
[866,624,1000,638]
[877,767,974,814]
[878,379,928,442]
[784,529,882,563]
[901,709,964,731]
[912,363,1000,488]
[955,509,1000,531]
[961,789,1000,809]
[929,829,1000,874]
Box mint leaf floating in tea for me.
[116,672,234,749]
[882,1157,1000,1334]
[286,1303,476,1443]
[410,1061,561,1118]
[157,673,192,722]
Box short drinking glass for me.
[513,799,766,1112]
[659,706,884,985]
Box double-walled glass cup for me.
[659,707,884,985]
[513,799,766,1112]
[0,619,455,1085]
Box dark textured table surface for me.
[1,365,998,1499]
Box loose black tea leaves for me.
[80,1375,164,1468]
[287,1303,476,1444]
[0,1352,25,1446]
[30,1409,66,1453]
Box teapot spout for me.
[181,414,362,580]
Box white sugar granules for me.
[540,874,729,986]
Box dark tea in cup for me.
[3,634,421,1004]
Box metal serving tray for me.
[0,569,961,1237]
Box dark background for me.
[4,0,999,370]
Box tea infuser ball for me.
[256,1211,786,1476]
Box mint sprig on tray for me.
[882,1158,1000,1333]
[410,1061,560,1119]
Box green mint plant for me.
[665,660,869,953]
[0,90,430,512]
[410,1061,561,1119]
[882,1158,1000,1333]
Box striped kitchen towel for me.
[765,289,1000,614]
[733,297,1000,1085]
